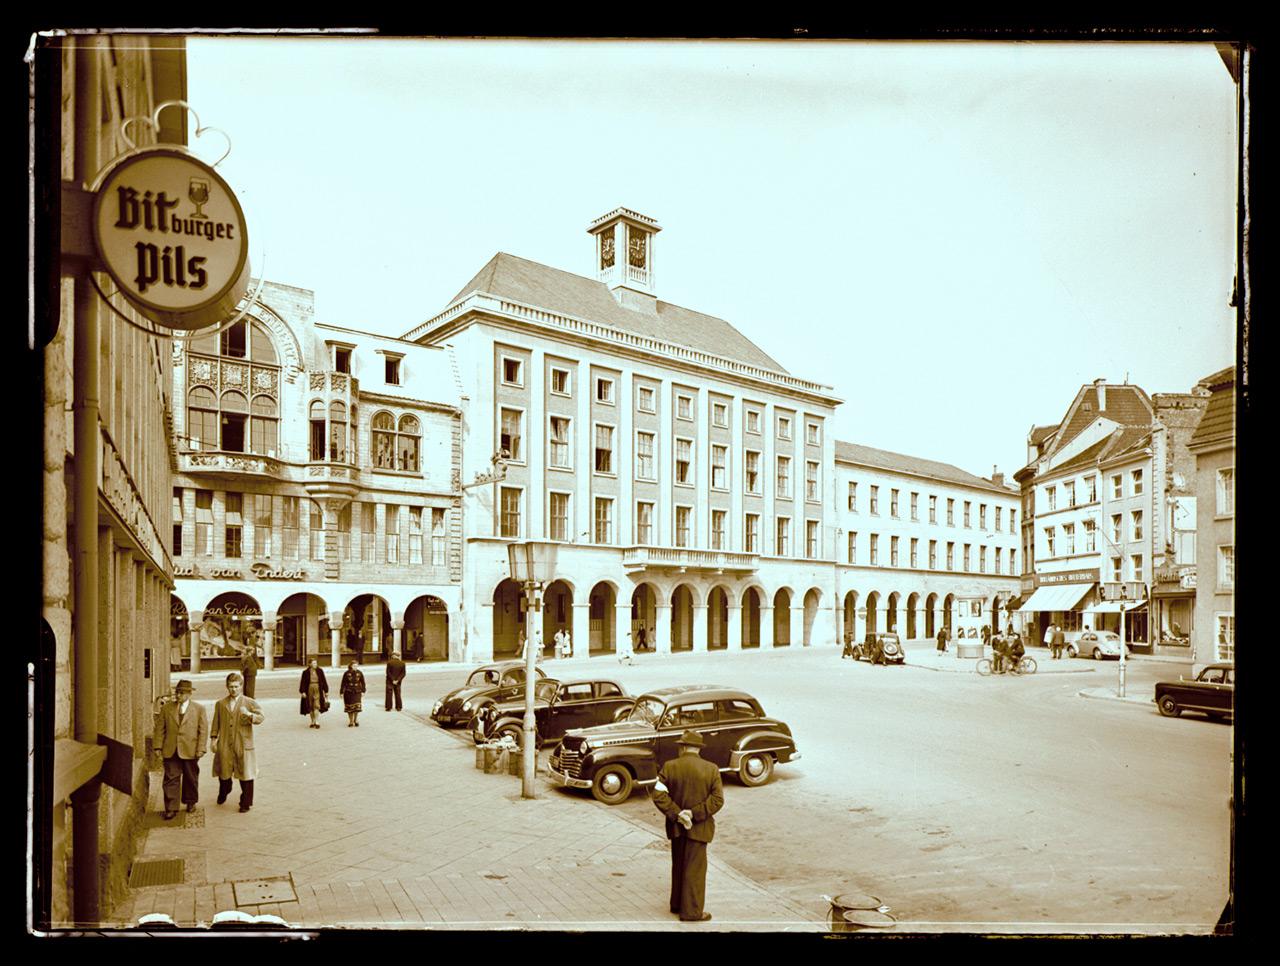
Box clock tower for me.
[588,207,662,313]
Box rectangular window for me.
[745,451,760,493]
[253,493,272,557]
[806,461,819,501]
[676,506,691,548]
[847,531,857,564]
[595,425,614,474]
[807,422,820,445]
[1112,474,1123,499]
[636,502,654,545]
[712,510,727,550]
[636,431,655,479]
[431,508,447,566]
[1218,545,1234,589]
[848,482,857,511]
[384,504,399,564]
[1132,469,1144,495]
[869,533,879,566]
[1045,526,1056,557]
[979,504,987,530]
[385,357,401,385]
[1111,514,1123,545]
[890,489,899,518]
[500,487,521,538]
[225,492,243,558]
[549,492,569,542]
[676,439,693,484]
[929,540,937,569]
[1085,476,1097,502]
[910,537,919,568]
[963,501,972,527]
[1064,483,1075,508]
[963,544,971,572]
[1084,519,1096,552]
[1010,509,1017,533]
[947,499,954,525]
[745,513,759,553]
[677,395,693,420]
[1110,556,1122,581]
[870,485,879,515]
[1045,486,1056,511]
[283,496,300,560]
[712,445,728,489]
[910,492,919,521]
[409,507,423,564]
[1217,468,1235,514]
[929,495,937,524]
[994,506,1002,530]
[173,488,184,557]
[334,347,351,373]
[1215,614,1235,663]
[1131,554,1144,582]
[637,385,655,412]
[594,498,613,544]
[995,547,1002,574]
[549,416,571,468]
[502,357,522,386]
[596,377,614,403]
[1063,523,1075,555]
[946,542,954,571]
[713,402,728,427]
[778,416,791,440]
[310,502,325,562]
[806,520,819,559]
[360,502,375,562]
[890,535,899,567]
[978,545,985,573]
[776,518,790,556]
[1131,510,1143,541]
[776,456,791,497]
[551,368,570,395]
[500,408,523,462]
[746,410,760,434]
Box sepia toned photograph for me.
[28,28,1243,937]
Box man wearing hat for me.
[650,731,724,922]
[153,679,208,820]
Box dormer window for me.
[378,349,405,386]
[326,340,356,374]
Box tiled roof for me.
[834,440,1010,492]
[1050,384,1152,457]
[1028,423,1059,445]
[1050,427,1151,475]
[443,252,788,373]
[1197,366,1235,391]
[1189,371,1235,449]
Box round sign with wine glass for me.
[92,148,250,330]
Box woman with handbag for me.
[299,658,329,729]
[340,661,367,727]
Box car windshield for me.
[466,668,501,687]
[534,679,559,701]
[625,696,666,725]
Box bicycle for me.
[976,654,1037,676]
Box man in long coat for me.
[211,671,265,812]
[385,650,407,711]
[153,679,207,819]
[650,731,724,922]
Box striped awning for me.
[1017,583,1094,613]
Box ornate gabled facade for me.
[169,280,464,673]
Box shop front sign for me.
[173,562,308,580]
[1036,568,1099,587]
[92,148,250,330]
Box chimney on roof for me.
[1094,378,1106,411]
[992,466,1004,487]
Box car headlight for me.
[431,701,441,714]
[462,700,472,713]
[579,740,591,754]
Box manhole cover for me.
[130,859,185,887]
[232,876,298,905]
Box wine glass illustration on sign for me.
[188,177,210,219]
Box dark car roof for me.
[637,685,749,703]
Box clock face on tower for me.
[628,228,646,268]
[601,233,615,269]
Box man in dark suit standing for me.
[385,650,407,711]
[650,731,724,922]
[153,679,208,820]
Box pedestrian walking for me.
[936,626,948,653]
[561,630,572,658]
[385,650,406,711]
[210,671,264,813]
[299,658,329,728]
[650,731,723,923]
[239,644,260,698]
[153,679,207,819]
[637,626,648,651]
[1051,623,1066,659]
[341,661,367,726]
[618,630,635,665]
[517,630,528,663]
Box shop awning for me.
[1085,600,1147,613]
[1006,595,1025,611]
[1017,583,1094,613]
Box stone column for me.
[261,616,276,672]
[761,603,774,647]
[572,601,591,657]
[330,612,343,668]
[692,602,708,653]
[654,600,672,655]
[615,602,632,658]
[727,601,742,651]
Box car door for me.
[591,681,633,726]
[1199,667,1232,712]
[657,699,724,768]
[496,667,528,702]
[544,682,596,736]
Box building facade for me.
[39,35,187,927]
[404,209,846,661]
[834,444,1020,645]
[1013,379,1205,655]
[1188,367,1235,669]
[169,281,464,673]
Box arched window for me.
[397,415,420,471]
[220,390,249,452]
[184,319,280,456]
[371,411,420,472]
[187,385,218,451]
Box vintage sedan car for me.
[1155,664,1234,720]
[548,685,800,805]
[471,678,633,746]
[1066,630,1129,660]
[430,661,545,727]
[846,632,905,665]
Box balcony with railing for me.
[178,450,284,480]
[622,546,759,575]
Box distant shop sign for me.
[92,148,250,331]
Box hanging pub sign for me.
[91,148,250,331]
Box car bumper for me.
[547,765,592,790]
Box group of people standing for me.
[298,652,409,727]
[152,672,265,818]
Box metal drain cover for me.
[232,876,297,905]
[130,859,185,887]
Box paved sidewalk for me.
[111,685,823,933]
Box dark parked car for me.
[845,632,904,665]
[430,661,546,727]
[471,677,633,746]
[548,685,801,805]
[1155,664,1234,720]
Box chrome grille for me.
[556,746,584,778]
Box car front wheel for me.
[738,753,774,787]
[591,765,634,805]
[1066,645,1078,659]
[1157,695,1181,717]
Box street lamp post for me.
[507,541,558,799]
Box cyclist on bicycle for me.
[990,633,1009,673]
[1007,635,1026,672]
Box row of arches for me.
[840,590,1010,641]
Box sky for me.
[184,35,1239,483]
